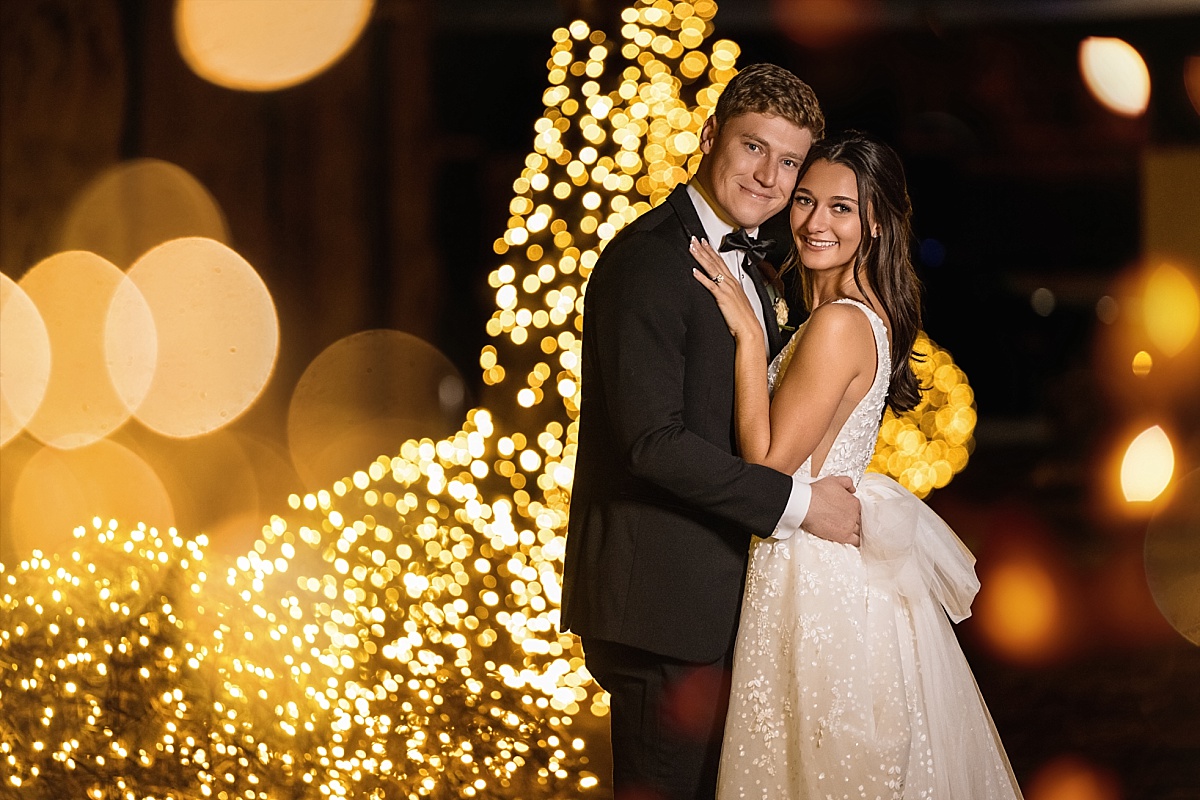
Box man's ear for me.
[699,116,718,155]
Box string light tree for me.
[0,1,978,798]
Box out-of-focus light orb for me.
[10,439,174,560]
[1145,469,1200,645]
[1131,350,1152,376]
[1031,287,1056,317]
[975,536,1071,664]
[58,159,229,268]
[0,275,51,447]
[1185,55,1200,117]
[19,251,150,448]
[287,329,467,489]
[771,0,879,49]
[1078,36,1150,118]
[1143,261,1199,358]
[1095,295,1118,325]
[1027,754,1122,800]
[175,0,374,91]
[127,237,279,438]
[870,333,974,498]
[1120,425,1174,503]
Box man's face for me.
[697,111,814,230]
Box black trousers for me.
[583,637,733,800]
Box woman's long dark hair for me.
[786,130,924,413]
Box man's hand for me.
[803,476,861,546]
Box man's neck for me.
[687,179,758,238]
[690,174,740,230]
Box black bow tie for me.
[719,229,774,265]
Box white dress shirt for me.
[686,184,810,540]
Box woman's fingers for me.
[688,236,729,281]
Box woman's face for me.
[790,159,864,275]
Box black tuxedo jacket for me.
[561,184,794,663]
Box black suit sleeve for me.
[586,230,792,536]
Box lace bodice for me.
[766,298,890,484]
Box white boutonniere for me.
[774,296,792,331]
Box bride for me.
[689,130,1023,799]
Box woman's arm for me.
[691,239,875,473]
[689,238,772,462]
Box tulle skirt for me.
[717,473,1023,799]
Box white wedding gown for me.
[717,299,1023,799]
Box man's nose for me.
[754,159,779,187]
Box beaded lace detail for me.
[720,299,919,799]
[719,298,1021,800]
[767,298,890,485]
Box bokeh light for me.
[19,251,149,449]
[127,237,279,438]
[771,0,880,49]
[0,274,51,447]
[287,330,467,490]
[0,2,983,796]
[9,439,174,561]
[175,0,375,91]
[1130,350,1152,376]
[1142,261,1199,358]
[58,159,229,268]
[869,333,975,498]
[1027,755,1122,800]
[1144,469,1200,645]
[974,521,1076,665]
[1078,36,1151,118]
[1119,424,1174,503]
[1185,55,1200,117]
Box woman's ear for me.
[867,204,880,239]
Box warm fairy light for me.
[869,333,975,498]
[0,275,51,447]
[58,159,229,268]
[1079,36,1151,118]
[175,0,374,91]
[0,2,976,796]
[1142,261,1199,358]
[1120,425,1174,502]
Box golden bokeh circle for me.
[127,237,279,438]
[175,0,375,91]
[1144,469,1200,645]
[20,251,149,449]
[9,439,175,561]
[58,158,229,268]
[287,330,467,489]
[0,274,52,447]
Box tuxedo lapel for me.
[666,185,708,244]
[745,261,784,357]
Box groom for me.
[561,64,861,799]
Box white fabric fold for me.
[857,472,980,622]
[857,472,1024,799]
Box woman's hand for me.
[689,236,763,342]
